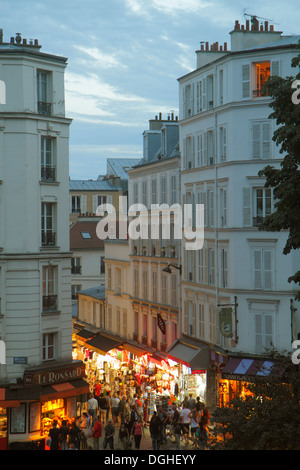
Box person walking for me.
[189,408,200,447]
[98,393,108,423]
[68,420,81,450]
[103,419,115,450]
[48,419,60,450]
[149,412,161,450]
[91,415,102,450]
[173,417,182,450]
[181,403,191,446]
[111,393,120,426]
[80,412,90,450]
[118,421,130,450]
[87,393,98,424]
[132,416,143,450]
[59,419,70,450]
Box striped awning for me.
[221,357,276,381]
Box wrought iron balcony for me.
[41,230,56,246]
[41,166,56,182]
[42,294,58,312]
[38,101,52,116]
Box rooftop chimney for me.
[230,18,282,51]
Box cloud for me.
[124,0,213,17]
[74,45,127,69]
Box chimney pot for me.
[205,41,209,51]
[224,42,227,51]
[265,21,268,31]
[246,20,250,30]
[270,25,274,31]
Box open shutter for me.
[243,187,251,226]
[242,64,251,98]
[255,314,263,352]
[202,78,207,110]
[271,60,280,77]
[93,195,98,214]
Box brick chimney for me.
[230,18,282,51]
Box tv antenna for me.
[243,10,279,26]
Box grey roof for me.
[78,285,105,301]
[106,158,141,180]
[69,179,121,191]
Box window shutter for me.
[202,78,207,110]
[252,123,261,158]
[254,250,262,288]
[243,187,251,226]
[223,127,227,161]
[263,250,272,289]
[81,195,87,214]
[262,123,271,158]
[183,87,186,118]
[190,83,194,115]
[183,137,186,169]
[264,314,273,347]
[255,314,263,352]
[271,60,280,77]
[203,131,207,165]
[242,64,250,98]
[93,195,98,214]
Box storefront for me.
[73,328,180,419]
[0,360,89,450]
[167,337,228,408]
[219,356,276,406]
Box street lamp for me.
[162,264,182,275]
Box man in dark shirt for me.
[49,420,60,450]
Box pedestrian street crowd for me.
[46,391,210,451]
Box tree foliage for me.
[209,351,300,450]
[258,43,300,297]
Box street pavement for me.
[87,421,199,452]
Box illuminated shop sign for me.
[23,362,86,387]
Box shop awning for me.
[167,339,210,371]
[121,342,149,357]
[85,333,123,355]
[40,378,90,401]
[76,328,96,341]
[221,357,277,381]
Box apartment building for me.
[127,114,181,354]
[0,31,88,449]
[175,18,300,406]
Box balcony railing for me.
[38,101,52,116]
[43,294,58,312]
[41,166,56,183]
[41,230,56,246]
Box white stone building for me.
[174,18,300,406]
[0,31,88,449]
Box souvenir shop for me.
[73,328,181,418]
[0,360,90,450]
[218,356,277,406]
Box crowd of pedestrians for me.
[46,391,210,450]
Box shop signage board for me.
[157,314,166,335]
[23,362,86,387]
[219,307,233,338]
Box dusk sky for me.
[2,0,299,179]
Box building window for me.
[220,248,228,288]
[134,268,139,298]
[253,188,273,226]
[100,256,105,274]
[43,333,56,361]
[255,312,273,353]
[253,62,270,98]
[208,248,215,285]
[253,249,273,290]
[219,126,227,162]
[252,121,272,159]
[123,309,127,337]
[142,270,148,300]
[71,284,81,300]
[242,61,280,100]
[71,196,81,213]
[115,268,122,295]
[142,181,147,207]
[151,179,157,205]
[183,83,193,118]
[184,135,194,169]
[71,257,81,275]
[41,137,56,182]
[152,271,157,302]
[41,202,56,246]
[37,70,52,116]
[160,177,167,204]
[198,304,205,339]
[161,274,167,304]
[219,188,227,227]
[107,267,112,290]
[42,266,57,312]
[170,175,177,205]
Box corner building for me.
[0,30,88,449]
[176,19,300,408]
